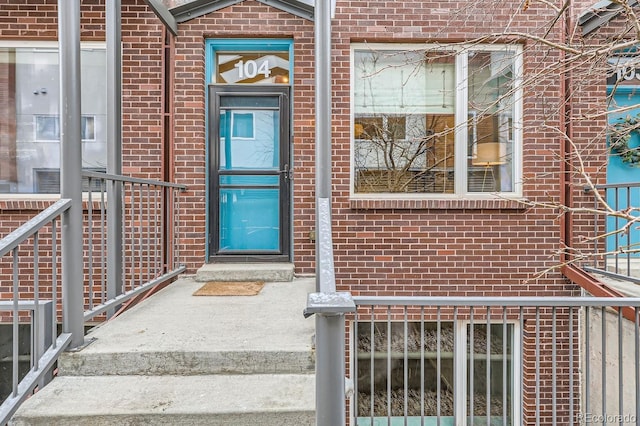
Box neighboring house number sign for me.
[608,57,640,86]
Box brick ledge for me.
[349,197,529,210]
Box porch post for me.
[315,0,332,292]
[58,0,84,348]
[106,0,124,316]
[314,0,347,423]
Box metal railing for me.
[350,296,640,426]
[82,171,186,320]
[0,173,186,424]
[584,182,640,283]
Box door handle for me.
[280,164,291,181]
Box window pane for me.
[353,49,456,194]
[466,323,514,424]
[0,45,106,194]
[355,321,455,418]
[467,51,516,193]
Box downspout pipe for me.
[560,1,573,265]
[58,0,84,349]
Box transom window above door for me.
[351,44,523,198]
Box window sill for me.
[349,197,529,210]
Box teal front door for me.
[208,85,290,261]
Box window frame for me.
[455,320,522,424]
[0,40,106,199]
[350,43,524,200]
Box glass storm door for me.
[208,85,290,261]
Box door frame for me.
[207,84,291,262]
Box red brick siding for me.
[0,1,619,422]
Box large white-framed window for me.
[353,319,521,425]
[0,41,107,195]
[351,43,523,198]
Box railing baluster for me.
[33,233,40,371]
[486,307,490,426]
[484,306,491,426]
[535,307,540,426]
[403,306,408,424]
[100,179,106,304]
[569,306,574,425]
[585,306,591,419]
[88,180,94,309]
[627,187,631,273]
[386,305,391,424]
[602,306,607,421]
[470,306,474,426]
[520,306,524,426]
[618,308,623,426]
[138,183,143,287]
[154,186,159,276]
[354,309,359,422]
[147,183,151,283]
[420,307,426,424]
[12,247,19,398]
[52,218,58,350]
[502,307,507,426]
[552,306,556,426]
[370,309,375,423]
[435,306,440,426]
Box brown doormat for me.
[193,281,265,296]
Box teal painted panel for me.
[606,90,640,255]
[219,188,279,251]
[219,175,279,186]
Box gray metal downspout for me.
[58,0,85,349]
[106,0,124,317]
[314,0,348,424]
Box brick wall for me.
[0,1,619,422]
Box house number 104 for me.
[234,60,271,79]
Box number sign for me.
[216,52,289,84]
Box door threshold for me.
[195,262,295,283]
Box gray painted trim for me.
[171,0,244,23]
[256,0,314,20]
[143,0,179,35]
[579,0,638,36]
[148,0,319,25]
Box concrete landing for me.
[59,276,315,375]
[195,262,295,282]
[11,276,316,425]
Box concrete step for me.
[195,262,295,282]
[58,277,315,376]
[9,374,315,426]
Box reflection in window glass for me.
[467,51,515,193]
[0,44,106,194]
[35,116,96,141]
[352,45,520,196]
[353,49,456,194]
